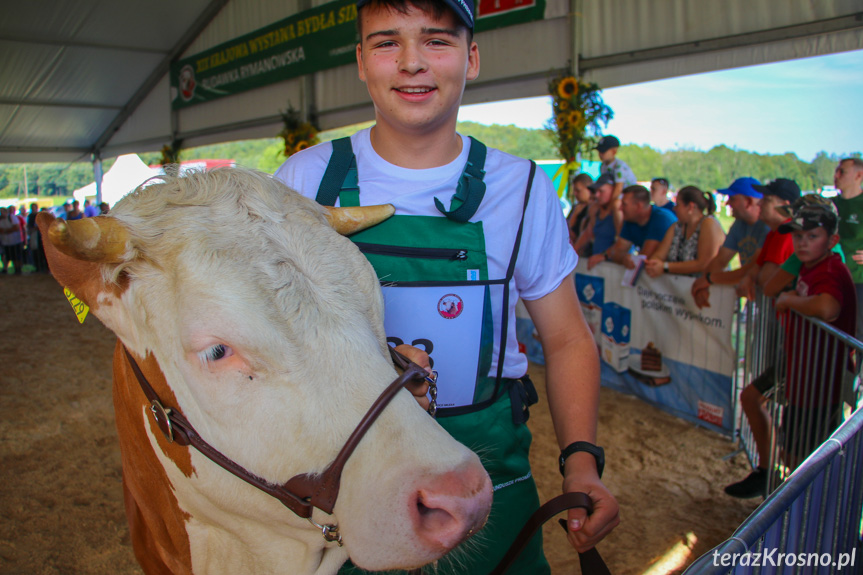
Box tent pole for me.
[92,153,104,206]
[571,0,582,78]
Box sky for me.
[457,49,863,163]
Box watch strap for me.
[559,441,605,478]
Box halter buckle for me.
[150,400,174,442]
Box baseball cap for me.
[753,178,801,202]
[595,135,621,154]
[716,177,762,198]
[356,0,475,29]
[588,173,614,191]
[775,193,833,219]
[778,203,839,235]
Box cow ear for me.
[36,212,113,309]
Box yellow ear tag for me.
[64,288,90,324]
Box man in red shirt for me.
[725,179,799,499]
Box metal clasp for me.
[426,371,438,418]
[149,400,174,442]
[307,517,343,546]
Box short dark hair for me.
[840,157,863,171]
[622,184,651,205]
[651,177,670,189]
[357,0,474,42]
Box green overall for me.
[317,137,548,575]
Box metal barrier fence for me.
[690,292,863,574]
[733,292,863,492]
[684,405,863,573]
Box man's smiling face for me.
[356,3,479,138]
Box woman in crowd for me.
[645,185,726,277]
[567,172,593,249]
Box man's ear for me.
[356,43,366,83]
[466,41,480,81]
[829,233,841,250]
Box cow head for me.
[38,168,492,574]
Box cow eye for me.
[198,344,231,365]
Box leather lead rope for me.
[407,492,610,575]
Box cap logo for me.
[453,0,474,24]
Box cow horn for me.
[325,205,395,236]
[48,216,131,263]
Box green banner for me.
[171,0,359,109]
[170,0,546,109]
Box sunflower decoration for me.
[546,73,614,196]
[159,139,183,175]
[279,104,319,158]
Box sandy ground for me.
[0,273,760,574]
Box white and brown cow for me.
[37,168,492,575]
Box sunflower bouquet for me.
[547,74,613,195]
[279,105,319,158]
[159,140,182,175]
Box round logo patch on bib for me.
[438,294,464,319]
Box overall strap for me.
[495,160,537,384]
[434,136,487,223]
[316,137,359,207]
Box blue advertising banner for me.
[519,261,738,435]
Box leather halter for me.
[122,346,431,544]
[123,346,609,574]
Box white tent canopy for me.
[72,154,157,207]
[1,0,861,164]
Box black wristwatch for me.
[559,441,605,478]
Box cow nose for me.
[411,463,493,551]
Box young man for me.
[275,0,619,572]
[601,184,677,269]
[831,157,863,340]
[596,134,637,202]
[650,177,675,212]
[727,202,856,494]
[691,177,768,308]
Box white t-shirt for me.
[275,128,577,379]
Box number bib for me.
[383,285,486,409]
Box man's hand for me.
[691,275,711,308]
[622,253,636,270]
[775,291,792,313]
[853,249,863,266]
[644,259,664,277]
[736,275,755,300]
[562,454,620,553]
[393,344,431,410]
[587,253,606,270]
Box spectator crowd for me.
[0,198,109,275]
[568,138,863,499]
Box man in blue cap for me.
[691,177,769,306]
[275,0,619,572]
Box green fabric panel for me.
[350,215,489,283]
[473,287,495,404]
[832,195,863,283]
[340,189,359,208]
[338,393,549,575]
